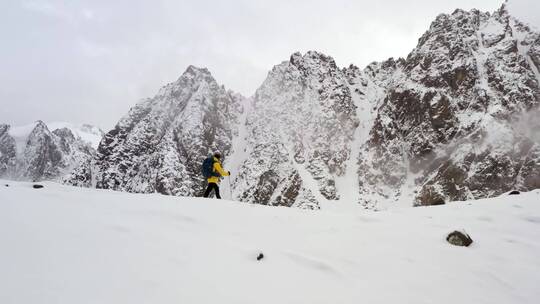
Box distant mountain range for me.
[0,121,103,182]
[3,4,539,209]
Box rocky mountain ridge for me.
[357,5,540,208]
[66,66,244,195]
[0,121,99,182]
[14,4,540,209]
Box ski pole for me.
[228,176,233,200]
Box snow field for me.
[1,181,539,304]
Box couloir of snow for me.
[1,180,539,304]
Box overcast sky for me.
[1,0,538,130]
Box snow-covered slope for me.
[1,180,539,303]
[0,121,97,182]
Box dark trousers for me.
[203,182,221,199]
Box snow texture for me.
[1,180,539,303]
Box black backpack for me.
[201,156,217,178]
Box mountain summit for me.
[66,66,244,195]
[0,121,97,182]
[64,4,540,209]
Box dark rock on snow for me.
[447,231,473,247]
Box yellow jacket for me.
[207,157,229,184]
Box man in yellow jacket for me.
[203,152,230,199]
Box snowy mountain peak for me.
[25,121,52,143]
[46,122,104,149]
[0,121,98,182]
[157,65,219,99]
[52,127,76,141]
[357,4,540,208]
[63,4,540,210]
[32,120,48,131]
[495,2,510,17]
[289,51,338,76]
[179,65,215,84]
[81,66,244,194]
[184,65,212,76]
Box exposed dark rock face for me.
[357,5,540,208]
[0,124,16,177]
[22,121,63,181]
[231,51,372,208]
[63,157,95,187]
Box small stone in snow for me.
[446,231,473,247]
[33,184,44,189]
[509,190,520,195]
[256,253,264,261]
